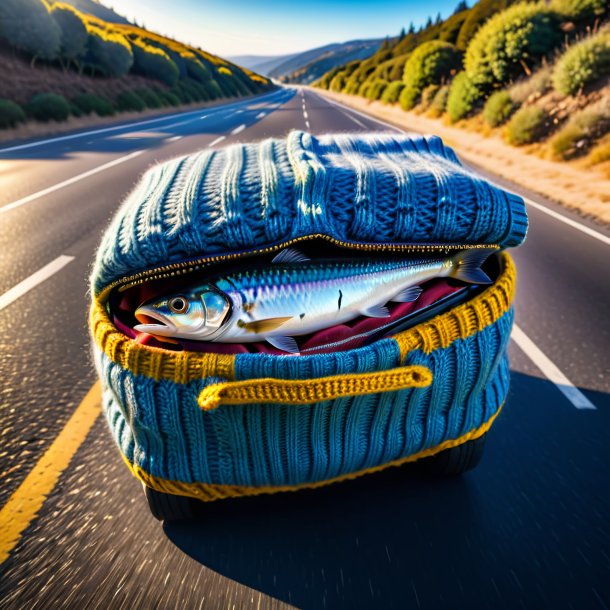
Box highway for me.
[0,87,608,610]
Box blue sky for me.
[106,0,462,57]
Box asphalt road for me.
[0,87,608,610]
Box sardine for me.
[134,247,494,353]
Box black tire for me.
[144,485,198,521]
[415,434,487,476]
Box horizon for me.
[101,0,463,57]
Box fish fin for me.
[450,249,494,284]
[271,247,310,264]
[392,285,422,303]
[243,316,292,333]
[267,335,300,354]
[361,304,391,318]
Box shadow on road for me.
[164,371,609,610]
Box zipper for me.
[99,234,499,302]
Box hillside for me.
[0,0,273,131]
[314,0,610,173]
[228,53,300,75]
[59,0,129,24]
[268,39,383,84]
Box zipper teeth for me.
[99,234,499,301]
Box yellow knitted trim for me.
[198,364,433,410]
[89,302,235,383]
[125,405,502,502]
[394,252,516,359]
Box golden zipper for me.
[99,234,499,302]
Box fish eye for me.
[168,296,189,314]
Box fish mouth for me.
[133,306,176,336]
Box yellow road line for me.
[0,382,101,564]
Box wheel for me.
[415,434,487,476]
[144,485,198,521]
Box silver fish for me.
[134,247,494,353]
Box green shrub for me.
[550,100,610,159]
[85,26,133,77]
[0,0,60,62]
[27,93,70,122]
[72,93,115,117]
[551,0,607,22]
[50,3,87,64]
[358,81,372,98]
[402,41,461,110]
[483,90,517,126]
[330,74,346,92]
[428,84,450,117]
[158,90,181,106]
[509,65,552,104]
[505,106,547,145]
[465,3,562,89]
[552,32,610,96]
[207,80,223,100]
[446,71,484,122]
[134,88,163,109]
[183,55,211,83]
[116,90,146,112]
[132,39,179,86]
[367,79,388,101]
[380,81,405,104]
[0,99,26,128]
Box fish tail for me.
[449,248,494,284]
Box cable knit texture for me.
[90,131,527,501]
[92,131,527,295]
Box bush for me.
[550,100,610,159]
[428,84,450,117]
[329,73,345,92]
[183,55,211,83]
[380,81,405,104]
[0,99,26,129]
[509,65,552,104]
[483,90,517,127]
[552,32,610,96]
[367,79,388,101]
[419,84,440,111]
[465,3,562,89]
[132,39,179,86]
[27,93,71,122]
[134,88,163,109]
[85,26,133,77]
[158,90,181,107]
[401,41,461,110]
[551,0,607,22]
[446,71,484,122]
[72,93,115,117]
[505,106,547,145]
[50,3,87,65]
[588,136,610,165]
[0,0,60,62]
[116,90,146,112]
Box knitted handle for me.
[197,365,432,411]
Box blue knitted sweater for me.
[92,130,528,295]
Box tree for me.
[453,1,469,15]
[408,22,415,35]
[50,3,88,69]
[425,16,433,29]
[0,0,60,65]
[435,12,442,25]
[399,27,406,40]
